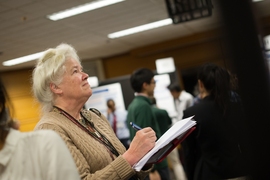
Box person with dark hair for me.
[32,44,156,180]
[0,78,81,180]
[182,63,250,180]
[127,68,171,180]
[107,98,130,149]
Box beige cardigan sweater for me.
[35,108,150,180]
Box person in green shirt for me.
[149,97,172,136]
[127,68,171,180]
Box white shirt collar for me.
[134,92,148,97]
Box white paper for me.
[133,116,196,171]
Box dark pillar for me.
[219,1,270,179]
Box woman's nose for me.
[83,72,89,80]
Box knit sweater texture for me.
[35,108,150,180]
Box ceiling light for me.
[3,52,44,66]
[108,18,173,39]
[252,0,264,2]
[47,0,125,21]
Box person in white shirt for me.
[107,99,130,149]
[0,78,80,180]
[167,83,194,123]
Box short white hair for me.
[32,43,80,113]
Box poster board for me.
[154,74,176,118]
[85,82,126,116]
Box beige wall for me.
[1,69,40,132]
[102,28,229,90]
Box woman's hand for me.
[123,127,156,166]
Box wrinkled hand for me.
[123,127,156,166]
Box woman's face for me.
[57,58,92,103]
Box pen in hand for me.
[130,122,142,131]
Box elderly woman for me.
[32,43,156,180]
[0,78,80,180]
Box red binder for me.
[145,126,196,165]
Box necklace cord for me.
[53,106,119,157]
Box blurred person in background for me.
[182,63,250,180]
[107,98,130,149]
[192,83,202,105]
[167,83,194,124]
[167,83,194,180]
[127,68,171,180]
[32,43,156,180]
[0,78,80,180]
[149,96,172,139]
[150,96,187,180]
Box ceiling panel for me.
[0,0,35,8]
[0,0,269,72]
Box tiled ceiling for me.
[0,0,269,72]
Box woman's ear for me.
[49,83,62,94]
[198,80,202,88]
[198,79,208,98]
[198,80,205,91]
